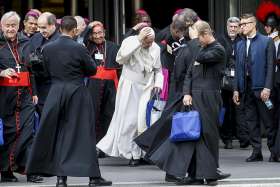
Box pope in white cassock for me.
[97,27,163,166]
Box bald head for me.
[37,12,57,39]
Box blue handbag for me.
[0,118,4,145]
[33,112,40,133]
[219,107,226,126]
[170,109,201,142]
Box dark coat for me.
[235,33,275,92]
[29,30,61,113]
[26,36,101,177]
[0,32,35,172]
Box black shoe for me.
[224,141,233,149]
[269,154,280,162]
[175,177,200,185]
[1,171,18,182]
[246,152,263,162]
[216,169,231,180]
[89,177,112,186]
[128,158,140,167]
[139,158,154,165]
[164,173,182,182]
[56,176,67,187]
[27,175,44,183]
[205,179,218,186]
[240,141,250,148]
[96,149,106,158]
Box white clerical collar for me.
[269,31,279,39]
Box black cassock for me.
[136,40,226,179]
[0,32,36,172]
[27,36,100,177]
[86,41,121,142]
[135,39,201,158]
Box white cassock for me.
[97,36,163,159]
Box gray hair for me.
[227,17,240,25]
[1,11,21,25]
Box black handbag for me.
[221,68,235,91]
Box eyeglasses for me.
[240,21,254,27]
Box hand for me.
[152,87,161,95]
[0,68,18,79]
[138,27,152,42]
[233,91,240,105]
[189,26,198,39]
[183,95,192,106]
[133,22,148,31]
[260,88,270,102]
[32,95,38,105]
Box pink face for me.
[1,16,19,40]
[142,36,154,48]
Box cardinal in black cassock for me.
[85,22,121,142]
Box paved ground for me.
[1,140,280,187]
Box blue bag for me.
[33,112,40,133]
[146,93,166,128]
[146,99,155,128]
[0,118,4,145]
[170,109,201,142]
[219,107,226,126]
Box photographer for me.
[29,12,60,114]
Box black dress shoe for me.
[1,172,18,182]
[246,153,263,162]
[89,177,112,186]
[56,176,67,187]
[269,154,280,162]
[128,158,140,167]
[164,173,182,182]
[224,141,233,149]
[175,177,200,185]
[240,141,250,148]
[216,169,231,180]
[205,179,218,186]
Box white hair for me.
[74,16,85,26]
[1,11,21,25]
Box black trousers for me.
[242,87,276,153]
[220,90,249,145]
[220,90,235,143]
[235,96,250,145]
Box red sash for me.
[0,72,30,87]
[90,66,118,89]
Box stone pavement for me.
[1,140,280,187]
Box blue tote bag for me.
[170,109,201,142]
[0,118,4,145]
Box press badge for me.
[167,44,172,54]
[95,53,104,60]
[230,69,235,77]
